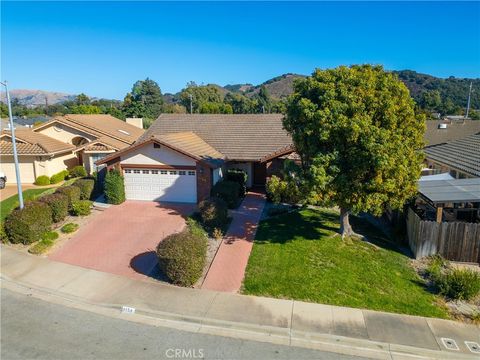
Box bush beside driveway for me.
[242,208,449,318]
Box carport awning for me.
[418,178,480,204]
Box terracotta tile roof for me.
[83,143,115,152]
[0,129,75,155]
[139,114,292,161]
[425,120,480,147]
[424,133,480,177]
[35,114,144,146]
[153,132,226,167]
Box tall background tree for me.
[284,65,426,237]
[122,78,164,120]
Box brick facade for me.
[196,162,212,203]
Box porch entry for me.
[253,162,267,186]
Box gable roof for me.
[0,129,75,156]
[97,132,226,168]
[425,119,480,147]
[424,133,480,177]
[34,114,144,147]
[139,114,292,161]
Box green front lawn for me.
[242,208,448,318]
[1,188,53,221]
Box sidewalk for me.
[202,191,266,292]
[1,245,479,359]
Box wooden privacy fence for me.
[407,208,480,263]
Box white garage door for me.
[123,168,197,203]
[0,157,36,184]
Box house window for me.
[142,170,149,174]
[169,171,177,175]
[124,169,132,174]
[133,169,141,174]
[154,143,161,149]
[188,171,196,176]
[179,171,186,175]
[151,170,159,174]
[90,153,108,172]
[160,170,167,175]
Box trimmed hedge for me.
[211,180,241,209]
[4,201,53,244]
[69,165,87,178]
[73,178,95,200]
[156,225,208,287]
[104,170,125,204]
[226,169,248,197]
[198,197,228,228]
[266,175,301,205]
[34,175,50,186]
[55,185,81,210]
[50,170,69,184]
[40,193,69,222]
[71,200,92,216]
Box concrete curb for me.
[1,277,476,360]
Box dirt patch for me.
[195,236,222,288]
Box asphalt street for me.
[1,289,366,360]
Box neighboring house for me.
[424,119,480,146]
[33,114,144,174]
[0,114,144,184]
[96,114,292,203]
[0,129,76,183]
[423,133,480,179]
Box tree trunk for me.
[339,208,354,239]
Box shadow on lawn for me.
[255,209,339,244]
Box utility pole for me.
[189,94,193,114]
[465,81,473,119]
[1,81,24,209]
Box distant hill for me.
[393,70,480,110]
[226,73,305,99]
[0,89,77,107]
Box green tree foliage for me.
[284,65,425,237]
[122,78,164,120]
[70,104,102,114]
[104,169,125,204]
[179,83,223,113]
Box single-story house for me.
[0,129,76,183]
[423,133,479,179]
[0,114,144,184]
[96,114,292,203]
[424,119,480,146]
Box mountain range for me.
[3,71,479,110]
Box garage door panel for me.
[123,168,197,203]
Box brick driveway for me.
[49,201,195,280]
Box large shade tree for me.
[284,65,425,237]
[123,78,164,120]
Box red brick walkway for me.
[201,191,266,292]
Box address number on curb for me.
[121,306,136,314]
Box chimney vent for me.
[126,117,143,129]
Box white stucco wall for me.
[37,123,96,145]
[227,162,253,188]
[44,152,78,176]
[121,143,196,166]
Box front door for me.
[253,162,267,186]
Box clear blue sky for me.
[2,1,479,99]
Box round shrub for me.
[199,197,228,228]
[211,180,241,209]
[34,175,50,186]
[5,201,53,244]
[55,185,81,210]
[156,228,208,287]
[61,223,79,234]
[226,169,248,197]
[73,178,95,200]
[49,170,69,184]
[266,175,301,205]
[40,193,69,222]
[104,169,125,204]
[69,165,87,178]
[71,200,92,216]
